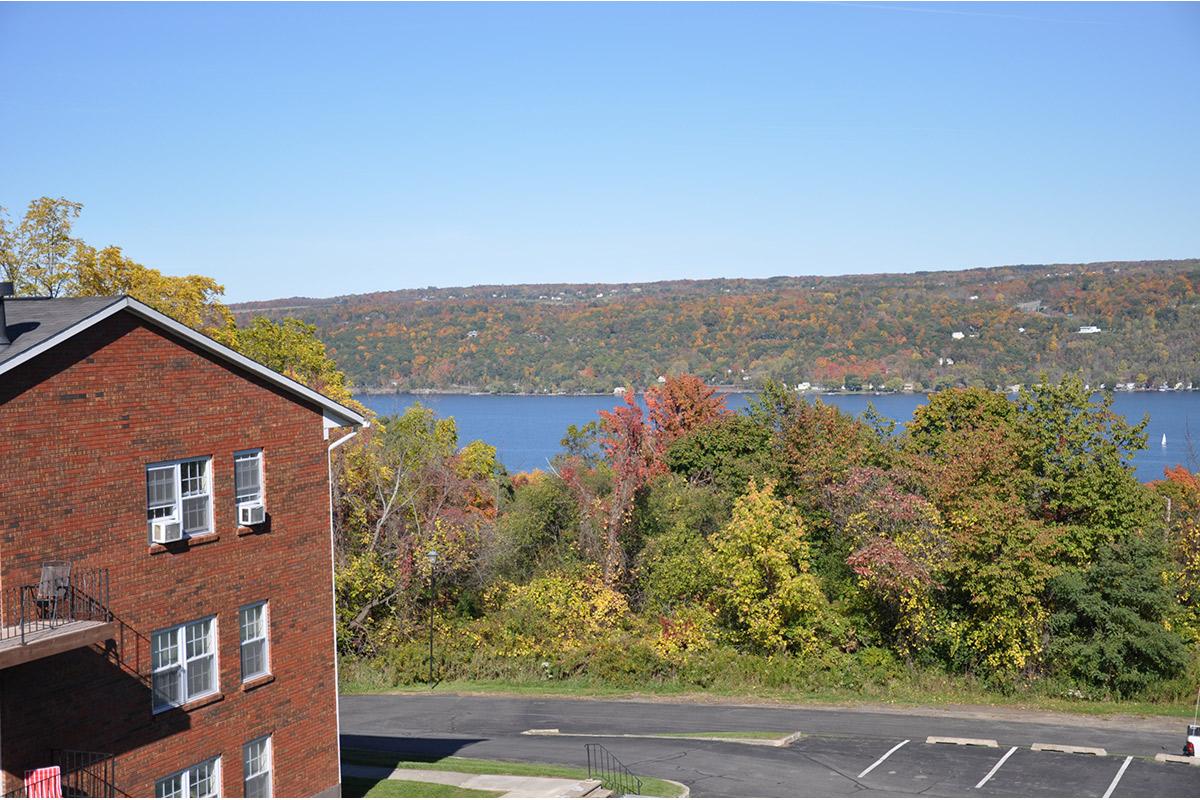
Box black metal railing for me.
[0,566,111,647]
[55,750,117,798]
[585,743,642,797]
[1,751,117,798]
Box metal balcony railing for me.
[1,750,117,798]
[0,566,111,647]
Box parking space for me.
[1102,757,1200,798]
[852,740,1017,795]
[972,747,1118,797]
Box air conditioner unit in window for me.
[151,518,183,543]
[239,501,266,526]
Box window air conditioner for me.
[239,502,266,526]
[151,518,183,543]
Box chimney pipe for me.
[0,281,13,346]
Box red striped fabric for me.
[24,767,62,799]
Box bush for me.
[476,567,631,658]
[1046,533,1189,697]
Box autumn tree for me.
[1,197,82,296]
[334,405,498,654]
[229,317,360,408]
[645,374,729,452]
[706,480,828,653]
[73,243,233,333]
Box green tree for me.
[664,414,773,497]
[489,473,579,582]
[1016,375,1153,550]
[1045,533,1188,696]
[633,475,727,612]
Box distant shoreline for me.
[351,387,1199,398]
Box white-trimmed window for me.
[239,602,270,681]
[152,617,218,712]
[234,450,264,505]
[156,756,220,798]
[147,457,213,536]
[243,736,272,798]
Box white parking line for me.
[1103,756,1133,798]
[858,739,910,779]
[974,746,1018,789]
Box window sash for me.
[243,737,272,798]
[147,458,212,535]
[157,758,220,799]
[235,451,263,504]
[239,603,269,680]
[152,617,217,712]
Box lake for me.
[355,391,1200,482]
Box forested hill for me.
[232,259,1200,393]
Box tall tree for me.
[4,197,83,296]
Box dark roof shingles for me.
[0,296,122,367]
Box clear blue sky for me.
[2,2,1197,303]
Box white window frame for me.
[242,736,273,798]
[146,456,214,539]
[151,616,219,713]
[234,449,265,507]
[155,756,221,799]
[239,601,270,682]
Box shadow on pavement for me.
[342,733,488,761]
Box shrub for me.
[1046,533,1189,697]
[476,566,630,658]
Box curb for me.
[926,736,999,748]
[1031,743,1107,756]
[1154,753,1200,766]
[521,729,802,747]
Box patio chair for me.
[34,561,72,625]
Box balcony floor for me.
[0,620,117,669]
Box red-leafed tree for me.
[645,374,730,453]
[594,391,664,583]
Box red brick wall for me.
[0,312,342,797]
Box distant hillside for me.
[231,259,1200,394]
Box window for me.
[243,736,272,798]
[152,617,217,712]
[156,757,220,799]
[239,602,269,681]
[234,450,264,505]
[147,457,212,536]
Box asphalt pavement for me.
[339,693,1200,797]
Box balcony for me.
[0,566,115,670]
[2,751,118,798]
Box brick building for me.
[0,293,367,798]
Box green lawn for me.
[341,749,686,797]
[342,777,502,798]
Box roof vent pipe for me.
[0,281,13,346]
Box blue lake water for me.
[355,392,1200,482]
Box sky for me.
[1,2,1198,303]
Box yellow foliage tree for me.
[705,480,828,653]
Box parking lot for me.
[340,694,1200,797]
[784,735,1198,797]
